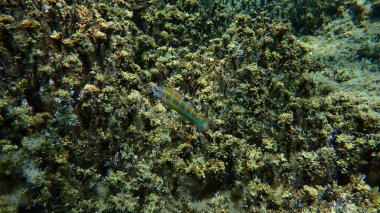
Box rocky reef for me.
[0,0,379,211]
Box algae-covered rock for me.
[0,0,378,212]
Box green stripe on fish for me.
[151,85,211,133]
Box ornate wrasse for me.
[151,86,211,133]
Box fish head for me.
[151,86,164,99]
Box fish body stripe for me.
[162,90,168,104]
[177,97,184,109]
[163,88,198,123]
[184,101,191,112]
[170,91,175,103]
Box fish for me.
[151,85,211,133]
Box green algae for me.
[0,0,379,212]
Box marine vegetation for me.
[0,0,379,212]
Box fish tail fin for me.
[198,118,212,133]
